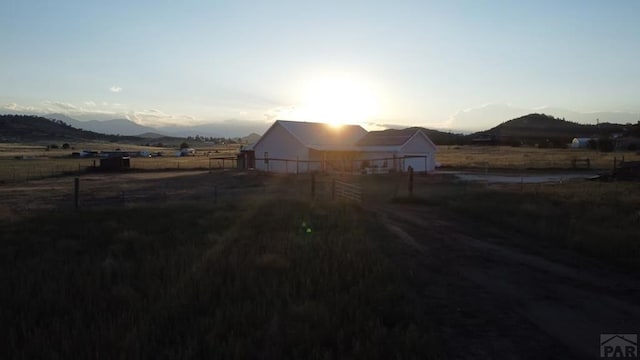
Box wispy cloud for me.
[263,106,296,123]
[43,101,79,111]
[126,109,197,127]
[1,103,38,112]
[109,86,122,93]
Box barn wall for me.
[309,150,361,172]
[360,151,398,171]
[253,123,309,173]
[400,134,436,172]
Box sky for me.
[1,0,639,132]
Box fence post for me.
[311,173,316,198]
[332,178,336,200]
[74,177,80,210]
[410,167,414,195]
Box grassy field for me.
[437,145,640,170]
[0,195,439,359]
[0,143,240,182]
[3,142,639,183]
[1,165,639,358]
[384,174,640,271]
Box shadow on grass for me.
[0,199,440,359]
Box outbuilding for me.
[252,120,367,173]
[356,128,438,172]
[251,120,437,173]
[571,137,595,148]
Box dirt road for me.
[375,204,640,359]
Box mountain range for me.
[0,115,266,145]
[42,113,270,138]
[3,113,639,147]
[3,104,639,138]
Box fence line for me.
[333,179,363,203]
[253,155,428,174]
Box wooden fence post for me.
[408,166,414,197]
[74,177,80,210]
[332,178,336,200]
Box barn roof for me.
[276,120,367,147]
[356,128,437,151]
[356,128,419,146]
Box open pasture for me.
[0,172,437,359]
[0,143,241,183]
[437,145,640,170]
[1,166,639,358]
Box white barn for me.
[356,128,438,172]
[252,120,368,173]
[252,120,438,173]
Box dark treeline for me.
[0,114,143,142]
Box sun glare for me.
[294,74,380,126]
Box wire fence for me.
[253,155,430,175]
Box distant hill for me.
[241,133,262,144]
[137,132,169,139]
[414,127,465,145]
[45,114,162,136]
[468,113,633,146]
[0,114,143,142]
[44,113,84,128]
[78,119,163,136]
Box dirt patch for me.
[439,170,597,184]
[374,203,640,359]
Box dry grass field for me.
[1,164,639,358]
[0,143,241,182]
[437,145,640,170]
[3,142,639,183]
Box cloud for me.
[447,103,530,131]
[126,109,197,126]
[109,86,122,93]
[84,101,96,106]
[263,106,296,123]
[1,102,38,112]
[43,101,79,111]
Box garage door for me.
[403,155,427,172]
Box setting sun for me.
[293,74,380,126]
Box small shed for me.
[237,147,256,169]
[571,138,595,148]
[99,156,131,171]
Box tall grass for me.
[437,145,640,170]
[1,199,439,359]
[400,180,640,271]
